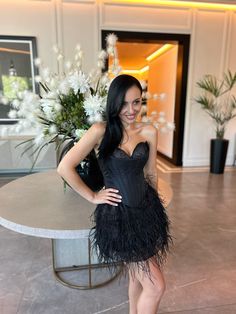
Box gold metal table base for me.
[52,239,122,290]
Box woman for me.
[57,74,171,314]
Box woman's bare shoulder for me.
[88,122,106,147]
[137,122,157,137]
[90,121,106,135]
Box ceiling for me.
[116,42,163,70]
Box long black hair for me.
[98,74,142,159]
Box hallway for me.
[0,169,236,314]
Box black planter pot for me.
[58,139,104,191]
[210,139,229,174]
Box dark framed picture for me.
[0,35,39,124]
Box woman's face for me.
[119,85,142,126]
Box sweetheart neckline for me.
[116,141,148,158]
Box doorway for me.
[102,30,190,166]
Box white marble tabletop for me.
[0,170,172,239]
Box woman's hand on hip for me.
[92,188,122,206]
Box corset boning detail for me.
[98,142,149,207]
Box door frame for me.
[102,30,190,166]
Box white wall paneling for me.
[228,12,236,72]
[183,8,236,166]
[0,1,55,70]
[100,2,192,32]
[61,0,99,71]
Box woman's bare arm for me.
[57,123,122,205]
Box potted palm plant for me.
[195,70,236,174]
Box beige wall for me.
[147,46,178,158]
[0,0,236,170]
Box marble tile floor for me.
[0,170,236,314]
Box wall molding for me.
[183,8,197,162]
[183,154,234,167]
[101,2,192,31]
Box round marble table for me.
[0,170,172,289]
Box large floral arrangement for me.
[2,34,120,165]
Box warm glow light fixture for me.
[121,65,149,74]
[140,65,149,73]
[146,44,174,62]
[108,0,236,11]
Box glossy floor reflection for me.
[0,169,236,314]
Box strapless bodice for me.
[98,141,149,207]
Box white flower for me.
[112,66,122,76]
[87,116,95,124]
[34,58,41,66]
[83,94,104,119]
[34,133,45,146]
[8,110,18,119]
[49,124,58,134]
[100,74,110,86]
[12,99,20,109]
[58,78,70,95]
[47,91,57,98]
[98,50,107,60]
[94,113,103,122]
[107,46,114,56]
[75,129,87,139]
[157,116,166,124]
[48,77,58,89]
[106,33,118,47]
[97,60,104,69]
[68,71,90,94]
[166,122,175,131]
[35,75,41,83]
[159,93,166,100]
[41,99,55,120]
[54,102,62,112]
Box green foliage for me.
[195,70,236,139]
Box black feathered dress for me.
[90,141,172,275]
